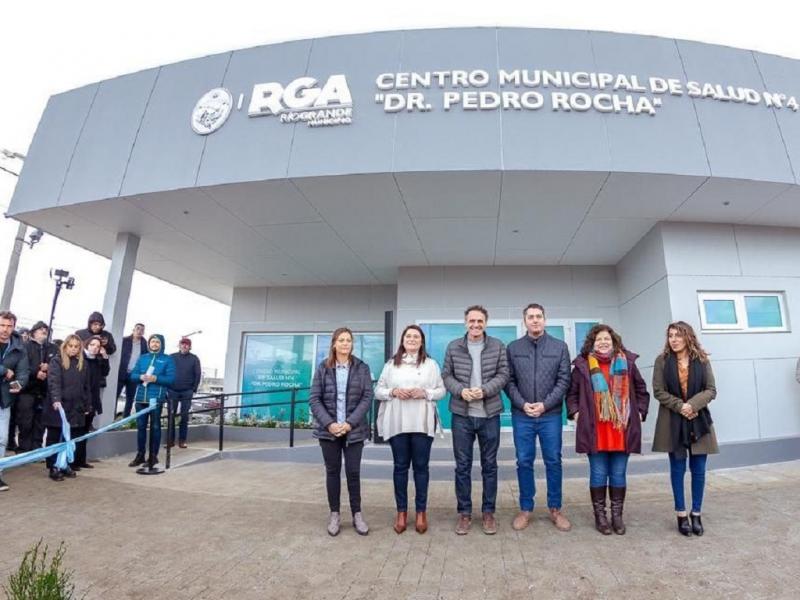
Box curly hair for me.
[579,323,625,357]
[661,321,709,363]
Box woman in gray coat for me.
[308,327,373,537]
[652,321,718,537]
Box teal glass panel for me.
[240,334,314,420]
[544,325,567,425]
[703,299,738,325]
[745,296,782,328]
[575,321,599,354]
[313,333,385,380]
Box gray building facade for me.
[8,28,800,449]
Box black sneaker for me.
[0,477,9,491]
[128,453,145,467]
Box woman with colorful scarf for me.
[566,324,650,535]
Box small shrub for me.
[3,539,81,600]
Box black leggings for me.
[319,437,364,515]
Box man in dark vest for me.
[168,337,202,448]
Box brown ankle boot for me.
[415,511,428,534]
[393,511,408,534]
[609,486,626,535]
[590,486,612,535]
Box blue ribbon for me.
[0,404,157,471]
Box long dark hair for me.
[662,321,709,363]
[580,324,625,357]
[392,325,428,367]
[324,327,354,369]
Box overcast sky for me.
[1,1,798,378]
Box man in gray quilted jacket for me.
[505,303,572,533]
[442,305,509,535]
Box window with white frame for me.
[697,292,789,332]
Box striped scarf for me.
[588,352,630,430]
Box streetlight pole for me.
[1,148,42,312]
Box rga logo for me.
[248,74,353,127]
[191,88,233,135]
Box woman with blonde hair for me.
[375,325,445,535]
[652,321,718,536]
[45,334,90,481]
[308,327,374,537]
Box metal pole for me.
[0,221,27,311]
[46,281,62,344]
[218,394,225,452]
[165,395,174,469]
[289,388,297,448]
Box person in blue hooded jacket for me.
[128,334,175,468]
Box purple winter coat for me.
[566,351,650,455]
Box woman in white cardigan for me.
[375,324,445,535]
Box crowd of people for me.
[308,303,719,539]
[0,310,201,488]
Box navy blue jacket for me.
[308,357,373,444]
[169,351,202,392]
[505,332,571,417]
[1,332,30,409]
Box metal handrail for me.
[154,382,381,469]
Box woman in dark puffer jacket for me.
[308,327,373,537]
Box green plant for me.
[3,539,81,600]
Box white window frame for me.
[697,291,789,333]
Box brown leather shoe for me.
[482,512,497,535]
[455,514,471,535]
[178,441,188,449]
[512,510,531,531]
[393,511,407,534]
[415,511,428,534]
[549,508,572,532]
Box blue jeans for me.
[452,414,500,514]
[389,433,433,512]
[512,412,563,511]
[168,389,193,443]
[588,451,629,487]
[0,406,9,476]
[136,402,164,458]
[669,452,708,513]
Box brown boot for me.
[393,511,408,534]
[415,511,428,534]
[455,514,471,535]
[482,512,497,535]
[590,486,612,535]
[549,508,572,532]
[512,510,531,531]
[609,486,626,535]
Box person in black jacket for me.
[17,321,58,453]
[308,327,373,537]
[1,311,30,491]
[75,311,116,391]
[45,335,90,481]
[168,337,201,448]
[74,336,110,470]
[117,323,147,417]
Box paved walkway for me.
[0,453,797,599]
